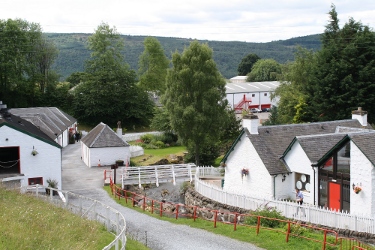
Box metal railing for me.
[22,185,127,250]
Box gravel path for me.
[62,143,263,250]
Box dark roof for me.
[289,134,349,165]
[245,119,369,175]
[81,122,129,148]
[350,132,375,166]
[0,109,61,148]
[9,107,77,139]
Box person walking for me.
[295,188,304,216]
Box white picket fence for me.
[195,166,375,234]
[122,131,163,142]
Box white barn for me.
[81,122,130,168]
[0,107,62,189]
[222,108,375,216]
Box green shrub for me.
[245,204,286,228]
[284,222,308,236]
[154,141,165,148]
[144,144,158,149]
[140,134,153,144]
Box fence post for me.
[233,213,238,231]
[286,221,290,242]
[65,192,69,207]
[124,189,127,203]
[36,184,39,197]
[256,216,261,235]
[160,202,163,217]
[138,167,141,188]
[151,200,154,214]
[214,210,218,228]
[143,197,146,211]
[175,204,179,219]
[322,229,327,250]
[193,206,197,221]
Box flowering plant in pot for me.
[31,149,38,156]
[354,186,362,194]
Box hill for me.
[46,33,322,81]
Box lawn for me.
[0,187,148,250]
[131,146,187,166]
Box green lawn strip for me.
[0,188,113,250]
[104,186,339,250]
[143,146,187,157]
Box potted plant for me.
[31,149,38,156]
[46,178,58,196]
[241,168,249,177]
[354,186,362,194]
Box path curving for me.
[62,143,263,250]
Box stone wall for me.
[184,187,248,223]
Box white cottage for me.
[222,108,375,216]
[81,122,130,168]
[0,107,62,189]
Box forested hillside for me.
[46,33,321,80]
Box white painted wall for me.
[227,92,275,110]
[283,141,316,205]
[81,142,130,168]
[0,126,62,189]
[350,142,374,216]
[223,133,274,199]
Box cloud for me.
[1,0,374,42]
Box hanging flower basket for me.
[354,186,362,194]
[31,149,38,156]
[241,168,249,177]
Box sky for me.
[1,0,375,43]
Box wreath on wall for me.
[241,168,249,177]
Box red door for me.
[328,182,341,211]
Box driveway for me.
[62,143,263,250]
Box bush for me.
[140,134,153,144]
[245,204,286,228]
[154,141,165,148]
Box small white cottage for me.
[222,107,375,216]
[0,106,62,189]
[80,122,130,168]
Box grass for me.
[131,146,187,166]
[104,185,341,250]
[0,187,148,250]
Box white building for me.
[81,122,130,168]
[222,108,375,216]
[0,106,62,189]
[226,77,280,111]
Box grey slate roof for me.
[81,122,129,148]
[0,109,60,148]
[9,107,77,140]
[349,132,375,166]
[293,134,349,165]
[244,119,369,175]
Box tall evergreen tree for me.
[163,41,228,165]
[73,23,154,127]
[309,5,375,123]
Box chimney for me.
[352,107,367,127]
[242,114,259,134]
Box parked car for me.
[262,108,271,112]
[250,108,262,113]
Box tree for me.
[307,5,375,123]
[66,72,87,88]
[237,53,260,76]
[272,48,316,124]
[0,19,58,107]
[138,37,169,95]
[72,23,154,127]
[163,41,229,165]
[247,59,282,82]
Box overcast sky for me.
[2,0,374,43]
